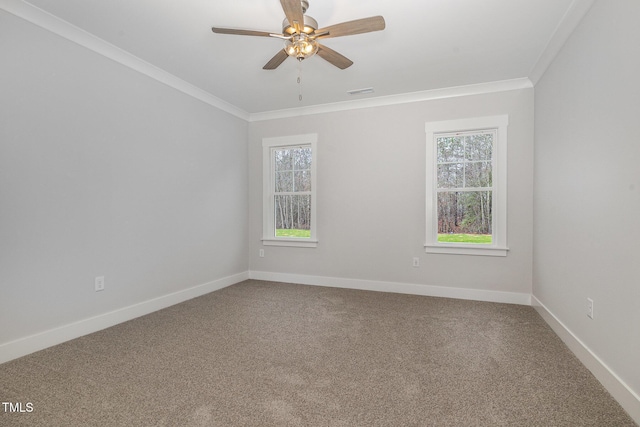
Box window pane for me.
[437,163,463,188]
[274,195,311,237]
[294,147,312,170]
[437,191,492,244]
[465,133,493,161]
[464,161,492,188]
[275,147,312,193]
[275,171,293,192]
[437,136,464,162]
[275,149,293,171]
[294,170,311,192]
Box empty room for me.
[1,0,638,425]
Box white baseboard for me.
[248,270,531,305]
[532,296,640,424]
[0,271,249,364]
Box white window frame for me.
[425,115,508,256]
[262,133,318,248]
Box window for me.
[425,116,508,256]
[262,134,317,247]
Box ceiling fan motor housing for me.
[282,15,318,35]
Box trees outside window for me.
[262,134,317,248]
[436,130,494,243]
[425,116,508,256]
[274,146,312,237]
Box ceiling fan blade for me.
[263,49,289,70]
[280,0,304,33]
[316,16,386,39]
[316,44,353,69]
[211,27,274,37]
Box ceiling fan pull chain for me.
[298,60,303,101]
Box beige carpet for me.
[0,280,635,426]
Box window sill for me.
[262,238,318,248]
[424,244,508,257]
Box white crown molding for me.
[249,270,531,305]
[0,0,250,121]
[249,78,533,122]
[528,0,596,85]
[532,296,640,424]
[2,0,587,122]
[0,272,249,364]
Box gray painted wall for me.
[249,89,534,296]
[0,11,249,345]
[533,0,640,400]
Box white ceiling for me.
[19,0,580,115]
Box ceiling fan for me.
[211,0,385,70]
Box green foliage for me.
[438,233,492,244]
[276,229,311,238]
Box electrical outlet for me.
[259,249,265,258]
[95,276,105,292]
[412,257,420,267]
[587,297,594,319]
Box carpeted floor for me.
[0,280,636,426]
